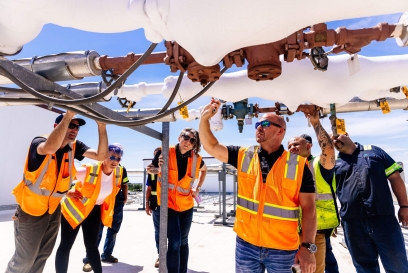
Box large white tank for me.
[0,106,57,207]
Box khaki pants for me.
[5,205,61,273]
[299,232,326,273]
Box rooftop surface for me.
[0,201,405,272]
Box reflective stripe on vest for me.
[237,196,259,214]
[63,196,85,225]
[151,191,157,195]
[22,143,73,198]
[263,202,299,221]
[238,147,300,221]
[237,196,299,220]
[241,146,255,173]
[240,146,299,181]
[166,152,198,194]
[285,152,299,180]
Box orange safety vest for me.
[234,146,306,250]
[157,146,202,212]
[12,138,77,216]
[61,162,123,229]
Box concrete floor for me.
[0,204,405,272]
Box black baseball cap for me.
[300,134,312,144]
[55,114,86,126]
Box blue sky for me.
[9,12,408,180]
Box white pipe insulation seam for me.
[1,0,408,63]
[117,54,408,111]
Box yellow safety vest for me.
[309,156,339,230]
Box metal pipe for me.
[0,51,101,85]
[218,171,222,217]
[222,163,227,225]
[0,82,111,101]
[142,168,146,210]
[322,99,408,114]
[159,122,169,273]
[118,109,176,122]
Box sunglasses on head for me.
[182,134,197,145]
[109,156,121,162]
[255,120,282,129]
[68,123,80,130]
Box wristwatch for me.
[300,242,317,254]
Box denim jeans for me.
[167,207,193,273]
[325,237,339,273]
[152,208,160,254]
[235,236,296,273]
[342,215,408,273]
[98,201,124,258]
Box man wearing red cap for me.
[5,110,108,273]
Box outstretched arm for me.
[389,171,408,227]
[307,110,335,169]
[83,121,109,161]
[199,98,228,163]
[37,110,76,155]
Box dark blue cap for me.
[300,134,312,144]
[55,114,86,126]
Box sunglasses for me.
[255,120,282,129]
[68,123,80,130]
[182,134,197,145]
[109,156,122,162]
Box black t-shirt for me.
[27,137,90,172]
[307,155,335,184]
[227,145,315,193]
[152,144,205,181]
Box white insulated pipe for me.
[117,54,408,111]
[322,99,408,114]
[1,0,408,66]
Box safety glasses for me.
[68,123,80,130]
[109,156,121,162]
[182,134,197,145]
[254,120,282,129]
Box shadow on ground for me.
[102,262,144,272]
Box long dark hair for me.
[179,127,201,154]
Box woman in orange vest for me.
[55,143,125,273]
[148,128,207,273]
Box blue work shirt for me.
[335,143,402,219]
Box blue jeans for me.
[152,208,160,254]
[235,236,296,273]
[98,201,124,258]
[325,237,339,273]
[167,207,194,273]
[342,215,408,273]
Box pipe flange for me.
[247,64,281,81]
[187,62,220,87]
